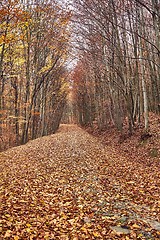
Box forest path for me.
[0,125,159,239]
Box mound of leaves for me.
[0,124,160,239]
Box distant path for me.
[0,124,159,239]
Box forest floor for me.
[0,123,160,240]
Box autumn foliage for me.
[0,125,160,239]
[0,0,71,150]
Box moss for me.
[149,148,158,158]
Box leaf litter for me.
[0,124,159,239]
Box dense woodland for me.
[0,1,160,239]
[72,0,160,133]
[0,0,71,150]
[0,0,160,151]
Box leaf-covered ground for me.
[0,125,160,239]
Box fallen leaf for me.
[4,230,12,238]
[14,236,19,240]
[132,223,141,229]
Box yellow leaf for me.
[61,212,67,219]
[138,233,143,238]
[139,190,144,193]
[81,226,88,233]
[97,225,102,230]
[125,237,130,240]
[4,230,12,238]
[44,232,50,239]
[93,231,101,237]
[64,201,71,206]
[86,223,91,228]
[14,236,19,240]
[132,223,140,229]
[30,235,35,240]
[26,223,31,227]
[78,204,83,208]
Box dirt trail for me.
[0,125,159,239]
